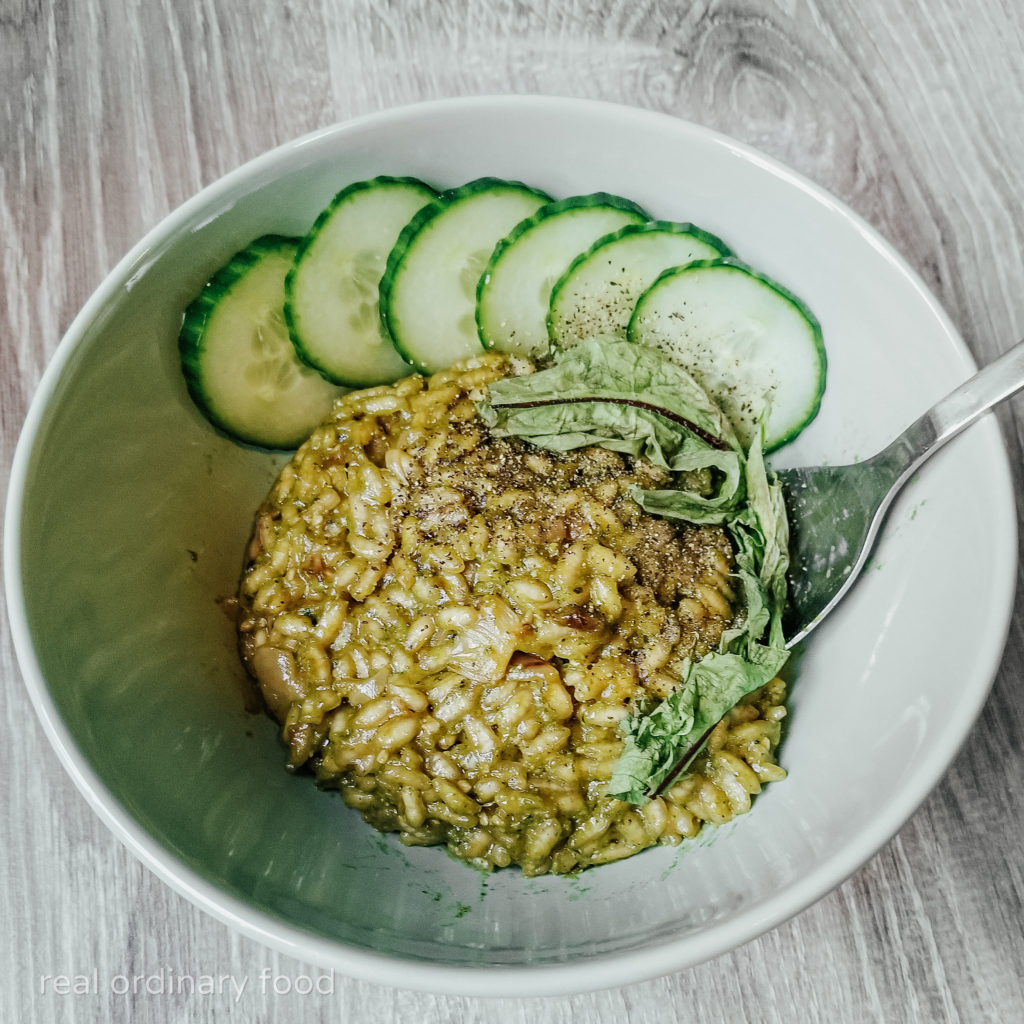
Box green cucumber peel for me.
[284,175,436,386]
[627,256,827,453]
[545,220,731,353]
[475,192,650,357]
[179,235,345,451]
[379,177,552,371]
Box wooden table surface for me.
[3,1,1024,1021]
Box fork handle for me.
[879,337,1024,478]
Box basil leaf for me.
[477,338,790,804]
[482,336,740,450]
[481,338,746,519]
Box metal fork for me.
[779,338,1024,648]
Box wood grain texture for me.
[3,0,1024,1020]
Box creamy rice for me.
[237,353,786,875]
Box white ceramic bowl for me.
[5,96,1016,996]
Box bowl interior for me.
[8,97,1016,994]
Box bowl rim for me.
[4,93,1018,997]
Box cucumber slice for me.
[476,193,649,358]
[547,221,729,349]
[285,176,435,386]
[379,178,551,373]
[179,236,345,450]
[627,258,826,452]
